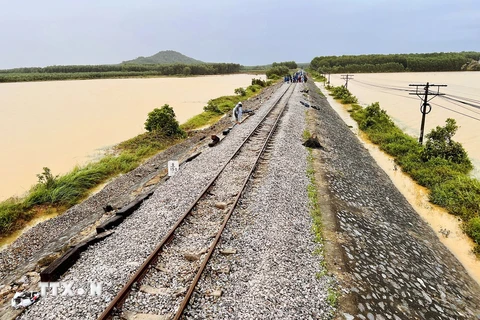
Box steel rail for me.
[97,83,294,320]
[173,83,295,319]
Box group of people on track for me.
[233,70,308,125]
[284,70,307,83]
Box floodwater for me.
[0,74,264,201]
[328,72,480,178]
[317,82,480,286]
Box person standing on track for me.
[232,101,243,125]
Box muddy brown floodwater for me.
[0,74,264,201]
[316,82,480,286]
[328,72,480,178]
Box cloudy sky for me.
[0,0,478,68]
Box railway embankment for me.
[0,85,279,319]
[3,79,480,319]
[19,83,334,319]
[306,80,480,319]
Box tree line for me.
[271,61,297,69]
[311,52,480,73]
[0,63,241,82]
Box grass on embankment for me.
[307,69,327,83]
[0,79,273,238]
[324,85,480,255]
[305,127,338,312]
[0,133,180,236]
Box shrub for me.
[266,65,289,79]
[421,118,472,168]
[464,217,480,247]
[144,104,185,137]
[203,102,222,114]
[330,86,358,104]
[234,87,246,96]
[36,167,58,189]
[342,95,358,104]
[356,102,394,131]
[251,78,266,87]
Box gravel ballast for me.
[20,83,307,320]
[0,84,279,289]
[183,83,332,319]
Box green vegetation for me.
[326,85,480,254]
[122,50,204,64]
[0,79,272,237]
[0,63,241,83]
[308,69,326,82]
[330,86,358,104]
[305,139,337,311]
[144,104,186,137]
[465,217,480,255]
[306,147,324,245]
[327,288,339,307]
[421,118,471,167]
[311,51,480,73]
[0,131,180,235]
[234,87,247,96]
[251,78,267,87]
[266,65,290,79]
[272,61,297,69]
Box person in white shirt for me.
[232,102,243,124]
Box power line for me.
[354,78,480,109]
[439,96,480,115]
[351,79,416,92]
[349,77,480,124]
[441,95,480,109]
[430,102,480,122]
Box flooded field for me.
[328,72,480,178]
[317,82,480,286]
[0,74,264,201]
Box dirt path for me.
[306,81,480,319]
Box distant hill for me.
[122,50,204,65]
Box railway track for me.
[97,83,295,320]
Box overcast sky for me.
[0,0,478,68]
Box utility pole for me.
[409,82,447,144]
[341,74,354,89]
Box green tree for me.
[144,104,185,137]
[272,61,297,69]
[266,65,289,79]
[234,87,246,96]
[421,118,472,168]
[183,66,191,75]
